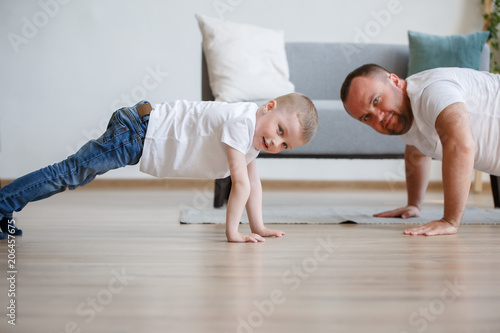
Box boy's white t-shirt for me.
[139,100,260,179]
[402,67,500,175]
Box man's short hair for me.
[340,64,391,103]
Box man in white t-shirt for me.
[0,93,318,243]
[340,64,500,236]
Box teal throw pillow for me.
[407,30,490,76]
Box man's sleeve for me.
[419,80,466,127]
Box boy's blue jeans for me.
[0,101,150,219]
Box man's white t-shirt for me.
[139,100,260,179]
[402,67,500,176]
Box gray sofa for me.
[203,42,492,207]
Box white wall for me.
[0,0,485,181]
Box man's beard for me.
[387,107,413,135]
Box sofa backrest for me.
[286,42,490,100]
[202,42,491,101]
[286,42,409,100]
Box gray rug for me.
[179,207,500,225]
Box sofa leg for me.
[490,175,500,208]
[213,177,232,208]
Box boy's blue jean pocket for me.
[0,101,150,219]
[96,110,130,145]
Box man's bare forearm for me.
[405,145,431,209]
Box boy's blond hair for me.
[274,92,318,143]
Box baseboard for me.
[0,178,467,192]
[261,180,459,192]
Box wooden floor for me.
[0,182,499,333]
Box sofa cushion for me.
[407,30,490,76]
[196,14,295,103]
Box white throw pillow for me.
[196,14,295,102]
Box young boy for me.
[0,93,318,242]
